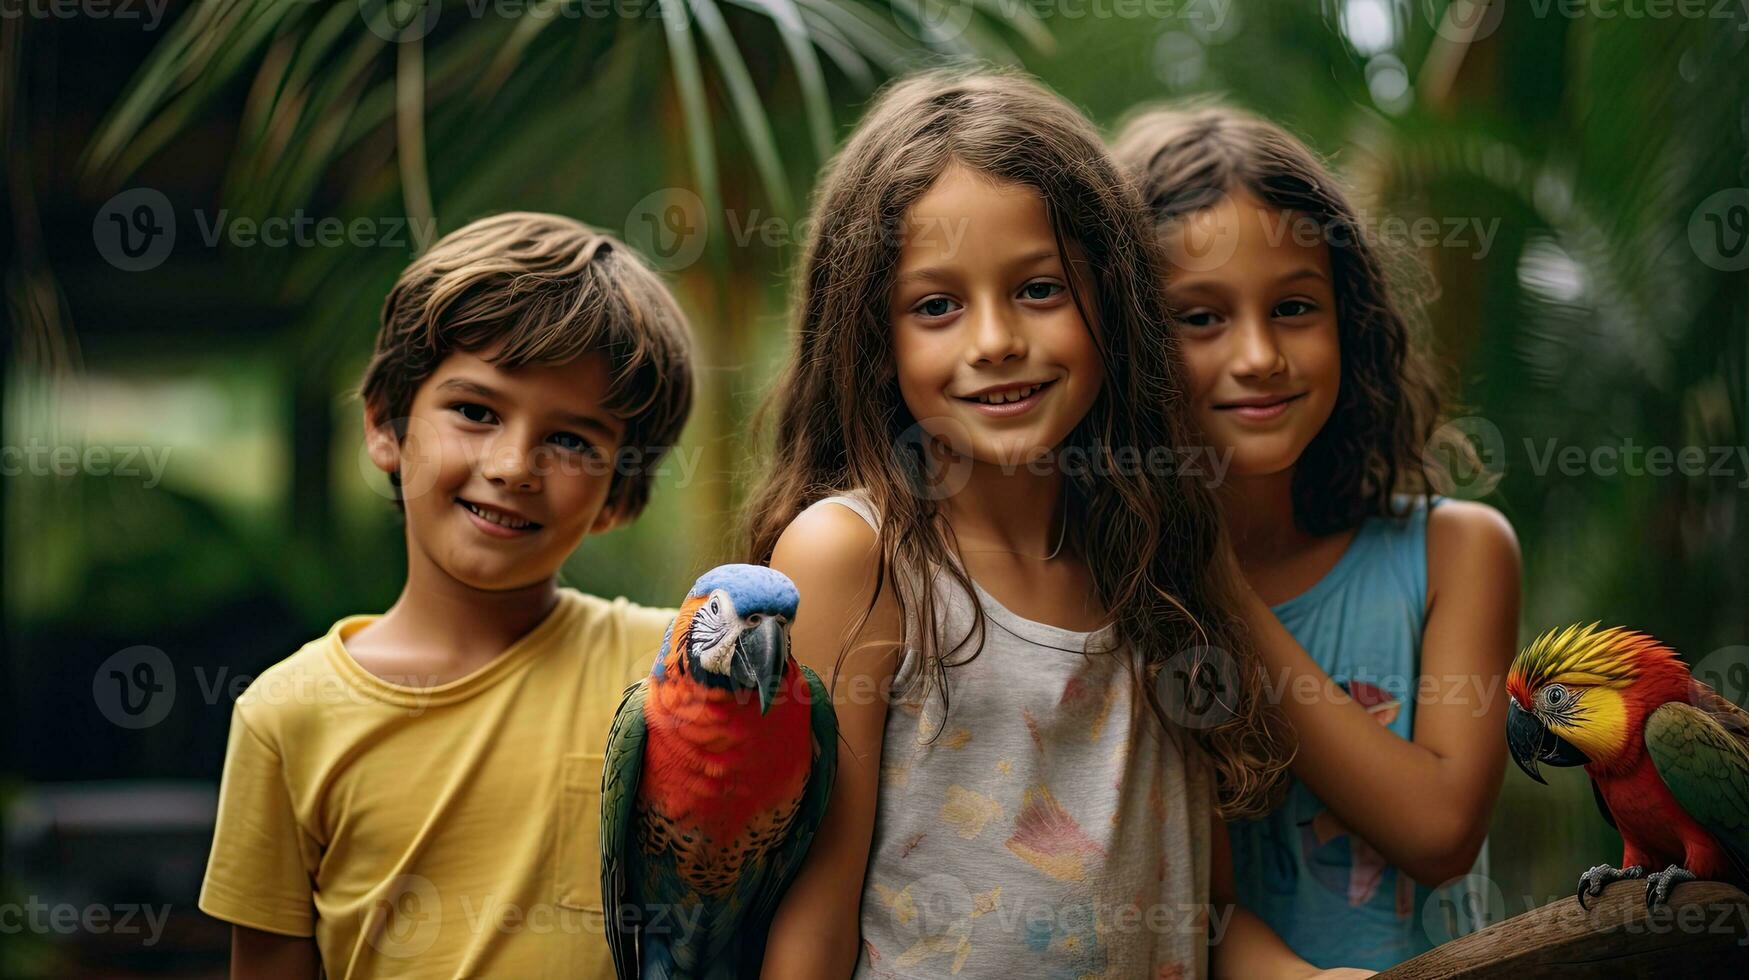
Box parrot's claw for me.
[1575,863,1645,910]
[1643,865,1697,911]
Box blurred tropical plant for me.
[75,0,1051,608]
[14,0,1745,930]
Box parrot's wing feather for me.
[1688,678,1749,747]
[1645,700,1749,881]
[738,663,840,969]
[601,679,649,980]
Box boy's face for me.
[366,344,627,592]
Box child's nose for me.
[1230,315,1287,378]
[480,435,541,491]
[966,303,1027,365]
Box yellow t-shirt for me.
[198,588,674,979]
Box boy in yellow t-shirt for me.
[198,213,694,979]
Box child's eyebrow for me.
[1273,266,1330,285]
[436,378,500,399]
[894,248,1063,287]
[893,265,955,287]
[1007,247,1066,272]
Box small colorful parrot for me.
[601,564,836,979]
[1506,623,1749,910]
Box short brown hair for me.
[360,212,694,519]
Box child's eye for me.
[549,432,596,455]
[913,296,960,319]
[453,402,498,424]
[1019,280,1064,302]
[1177,309,1221,329]
[1274,299,1317,319]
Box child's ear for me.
[589,501,626,535]
[363,400,401,476]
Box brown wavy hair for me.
[741,68,1292,818]
[1112,101,1454,534]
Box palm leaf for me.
[688,0,793,215]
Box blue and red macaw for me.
[601,564,836,980]
[1506,623,1749,910]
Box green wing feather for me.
[601,679,649,980]
[737,663,839,969]
[1644,699,1749,880]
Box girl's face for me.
[889,164,1104,472]
[1160,190,1341,480]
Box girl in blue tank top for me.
[1114,104,1523,971]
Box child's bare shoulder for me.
[1427,498,1518,557]
[774,497,882,587]
[1426,499,1520,598]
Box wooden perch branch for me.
[1379,881,1749,978]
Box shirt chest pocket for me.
[555,752,606,913]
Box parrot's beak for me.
[1507,698,1590,785]
[731,616,789,715]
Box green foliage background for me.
[5,1,1747,970]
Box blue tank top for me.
[1228,496,1488,970]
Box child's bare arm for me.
[1209,816,1373,979]
[231,924,317,979]
[1238,500,1520,886]
[760,503,904,979]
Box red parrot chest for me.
[635,666,813,896]
[1594,756,1735,879]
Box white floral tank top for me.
[808,493,1214,980]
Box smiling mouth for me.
[1214,392,1306,411]
[457,498,541,532]
[958,379,1057,406]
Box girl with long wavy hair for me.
[1113,101,1520,971]
[745,69,1367,979]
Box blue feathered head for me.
[653,564,799,713]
